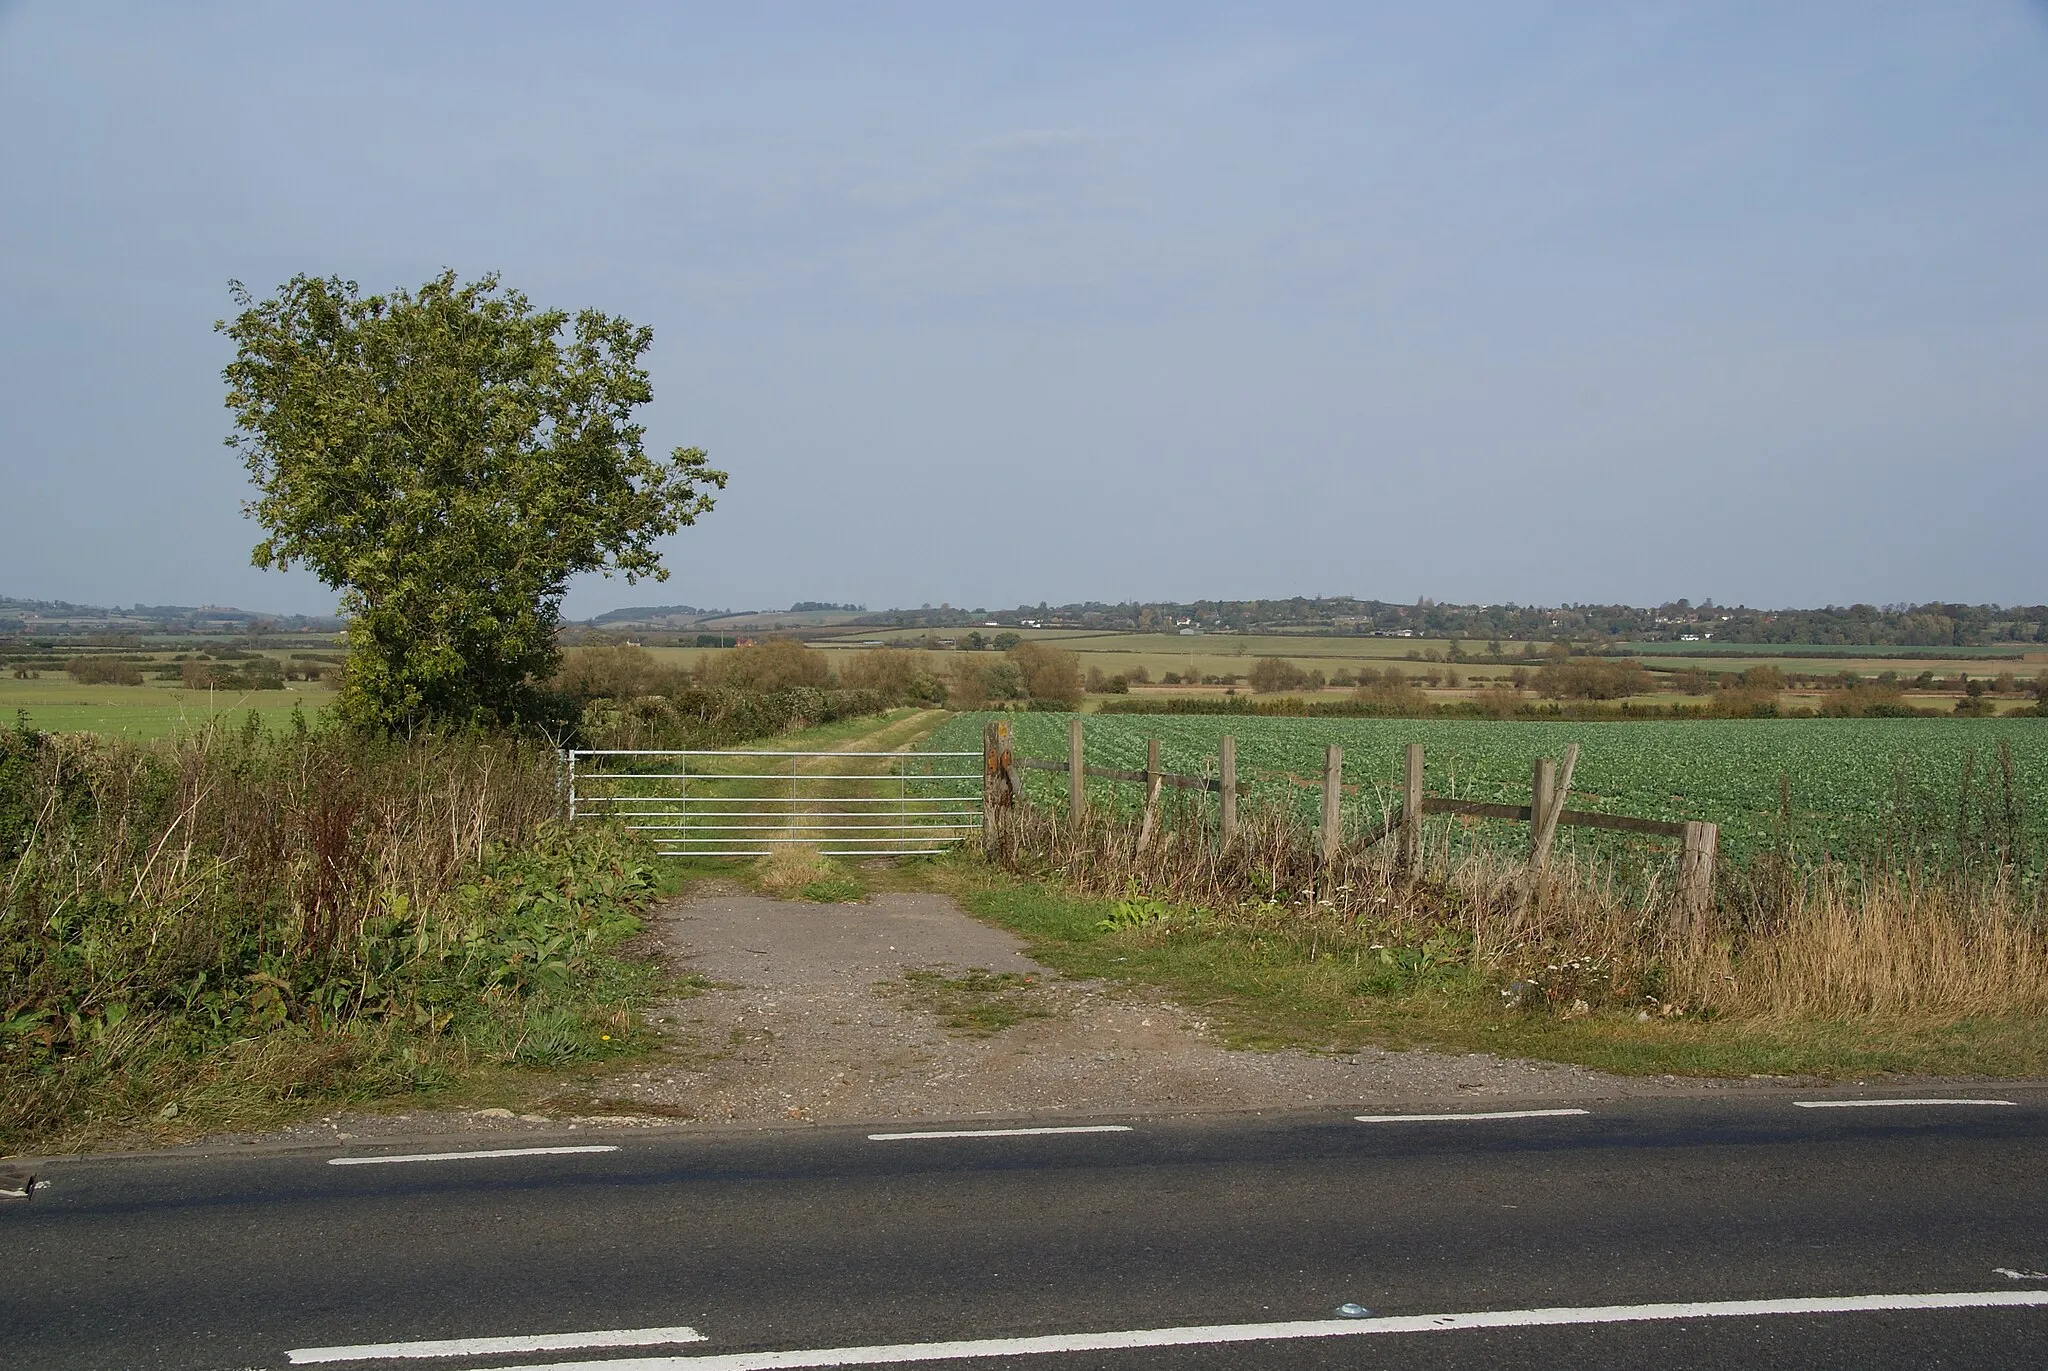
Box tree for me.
[219,271,725,732]
[1535,658,1652,700]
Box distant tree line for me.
[855,597,2048,647]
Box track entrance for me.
[567,746,983,857]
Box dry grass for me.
[982,794,2048,1024]
[1679,867,2048,1020]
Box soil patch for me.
[592,884,1623,1125]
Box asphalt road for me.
[6,1091,2047,1371]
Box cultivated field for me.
[0,672,336,737]
[928,711,2048,866]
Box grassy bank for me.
[929,797,2047,1080]
[0,719,673,1153]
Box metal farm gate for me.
[565,748,984,857]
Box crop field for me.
[926,711,2048,866]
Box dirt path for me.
[597,884,1622,1127]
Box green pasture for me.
[0,676,335,738]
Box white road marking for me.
[868,1126,1134,1142]
[1792,1098,2016,1110]
[497,1291,2048,1370]
[1355,1108,1591,1123]
[326,1145,620,1166]
[1996,1268,2048,1281]
[288,1326,705,1363]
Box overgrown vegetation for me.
[965,796,2048,1076]
[0,716,667,1151]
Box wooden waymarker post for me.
[1136,737,1165,851]
[1218,735,1238,848]
[1399,743,1424,869]
[1321,745,1344,864]
[1067,716,1086,835]
[982,719,1017,852]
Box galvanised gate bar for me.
[565,748,984,858]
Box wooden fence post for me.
[1067,716,1085,835]
[1529,756,1555,865]
[1677,821,1719,932]
[982,719,1015,853]
[1399,743,1424,869]
[1137,736,1164,851]
[1321,745,1343,864]
[1529,743,1580,862]
[1218,734,1237,849]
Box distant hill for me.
[585,604,724,627]
[0,596,344,633]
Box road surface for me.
[5,1091,2046,1370]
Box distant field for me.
[805,629,2036,686]
[0,677,334,738]
[928,711,2048,865]
[1619,640,2040,661]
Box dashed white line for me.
[486,1291,2048,1370]
[1355,1108,1591,1124]
[868,1126,1134,1142]
[326,1145,620,1166]
[1792,1099,2016,1110]
[288,1325,704,1363]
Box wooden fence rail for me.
[982,719,1719,924]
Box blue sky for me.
[2,2,2044,617]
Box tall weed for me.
[982,793,2048,1022]
[0,717,662,1151]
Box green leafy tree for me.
[218,271,725,732]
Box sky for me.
[2,2,2045,619]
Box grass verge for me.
[924,864,2048,1080]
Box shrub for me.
[1248,657,1310,693]
[65,657,144,686]
[1819,685,1919,718]
[1470,685,1524,719]
[838,648,946,704]
[1706,687,1780,719]
[1009,641,1083,705]
[577,685,892,750]
[1534,658,1651,700]
[696,638,832,691]
[1668,668,1712,695]
[554,645,683,701]
[1351,676,1431,714]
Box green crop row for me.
[926,712,2048,869]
